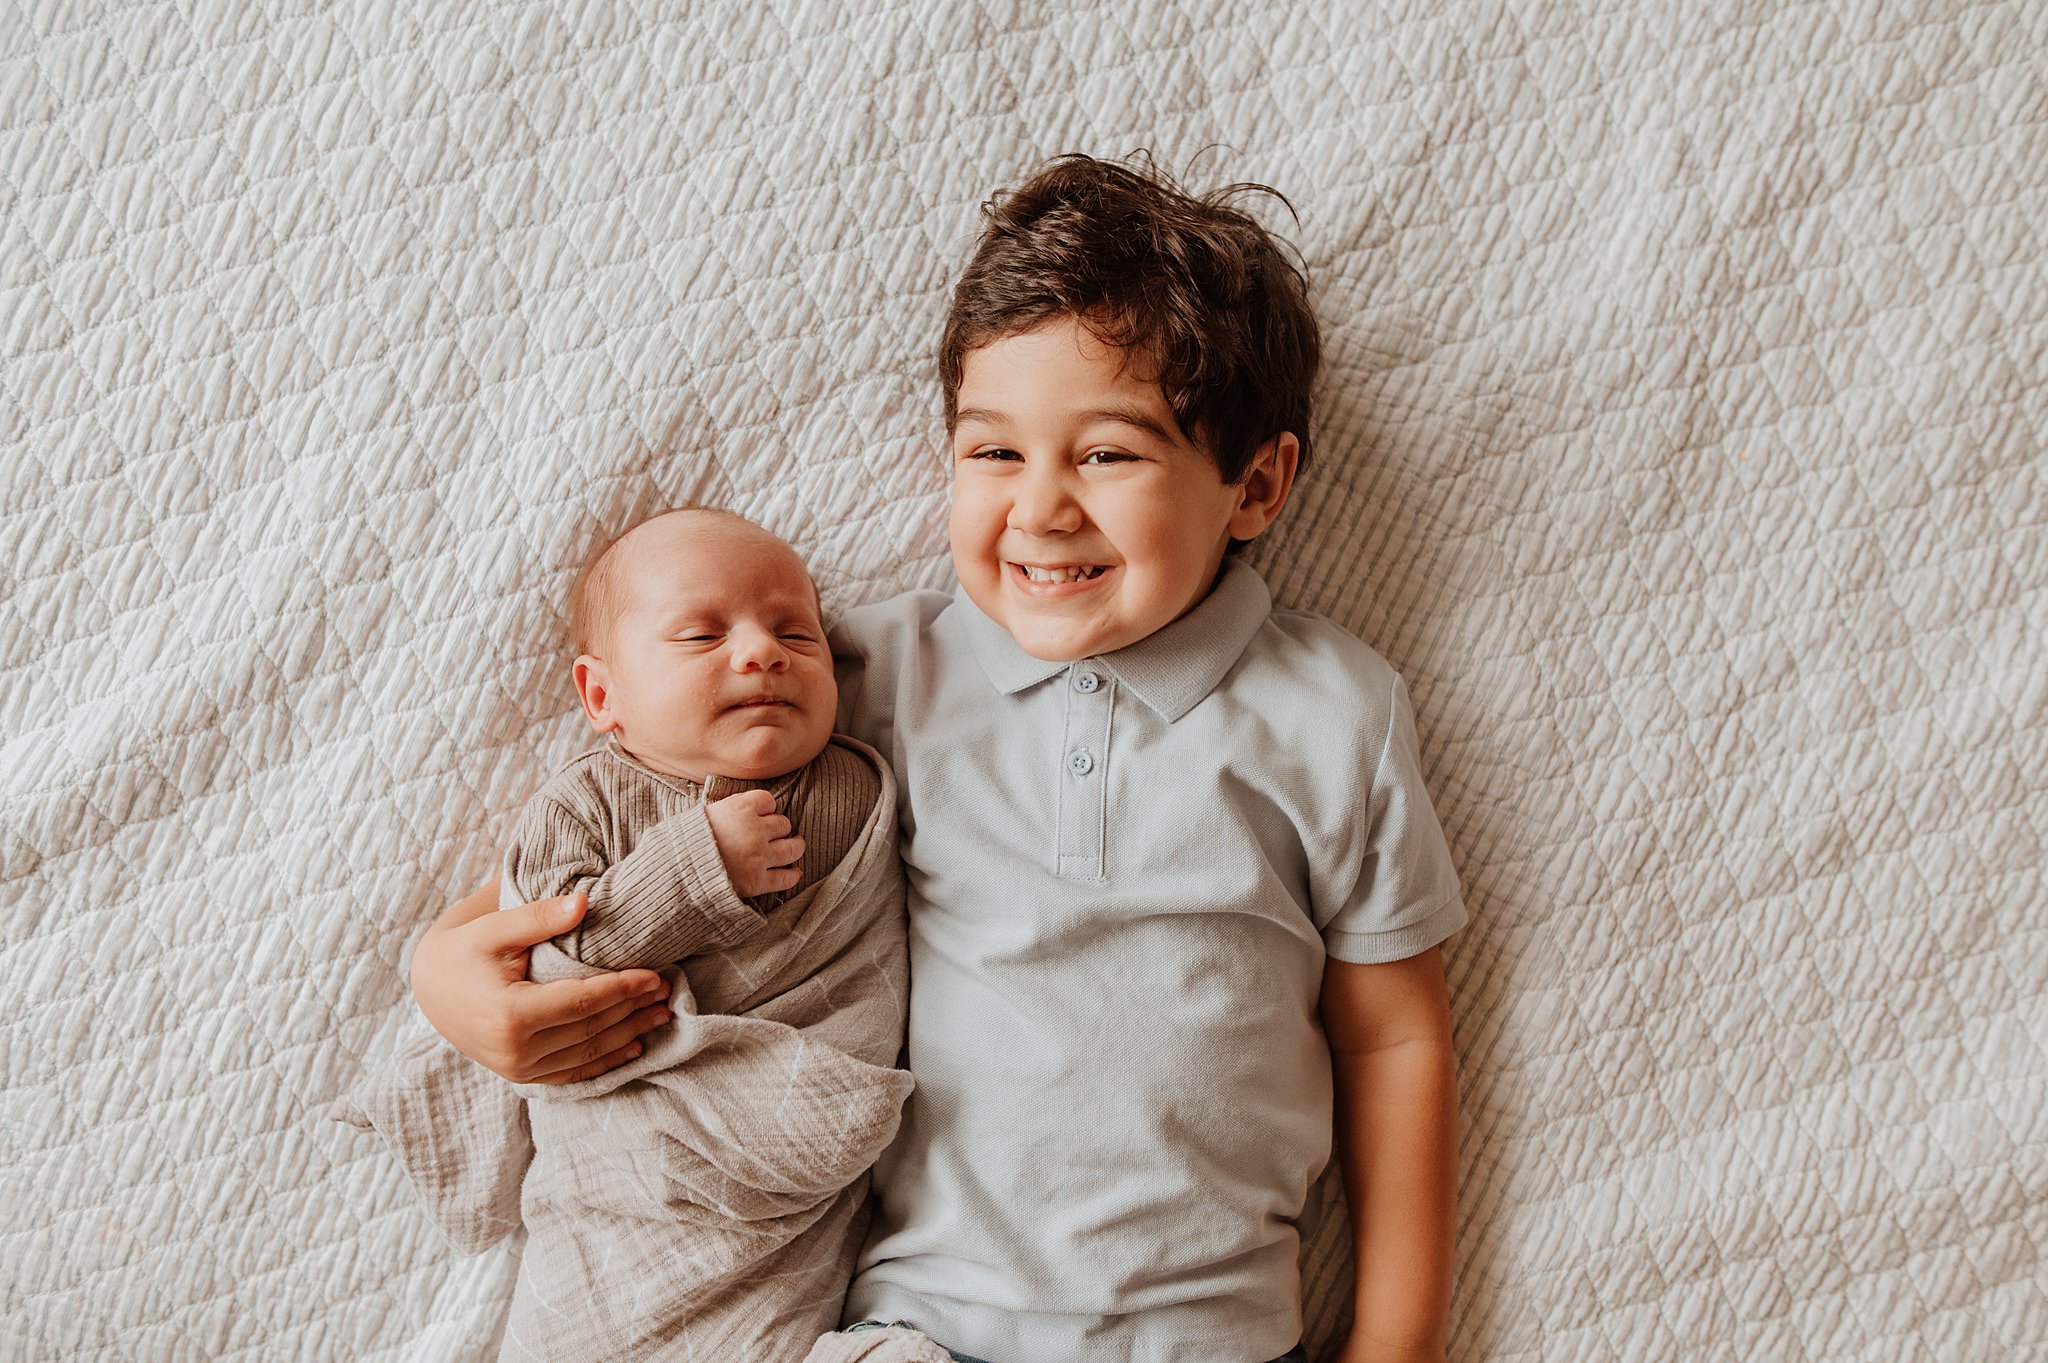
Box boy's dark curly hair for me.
[939,152,1321,484]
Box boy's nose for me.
[1008,464,1084,534]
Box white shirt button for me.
[1067,749,1095,776]
[1072,670,1102,693]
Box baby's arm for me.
[508,792,804,972]
[1321,947,1458,1363]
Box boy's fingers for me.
[516,970,667,1035]
[513,968,667,1034]
[530,993,659,1051]
[765,835,804,866]
[528,1004,672,1080]
[526,1041,648,1087]
[472,892,587,955]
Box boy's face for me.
[574,516,836,782]
[948,315,1292,661]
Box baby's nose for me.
[730,631,788,670]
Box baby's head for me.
[567,508,835,783]
[938,153,1322,662]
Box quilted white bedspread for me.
[3,2,2042,1359]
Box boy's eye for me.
[1081,449,1135,465]
[965,447,1021,461]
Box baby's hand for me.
[705,788,805,898]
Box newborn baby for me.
[344,509,912,1363]
[515,505,871,963]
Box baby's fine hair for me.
[566,505,769,657]
[939,152,1322,484]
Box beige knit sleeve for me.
[502,796,764,970]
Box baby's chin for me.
[707,750,825,781]
[620,728,833,783]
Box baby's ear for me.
[572,655,619,732]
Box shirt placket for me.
[1055,662,1113,880]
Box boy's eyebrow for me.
[954,403,1180,443]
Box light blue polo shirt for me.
[833,560,1466,1363]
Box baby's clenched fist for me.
[705,788,805,898]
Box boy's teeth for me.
[1021,565,1101,584]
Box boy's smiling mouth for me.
[1011,562,1109,587]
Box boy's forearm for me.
[1331,1033,1458,1354]
[1321,950,1458,1358]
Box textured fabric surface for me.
[803,1324,956,1363]
[2,2,2043,1360]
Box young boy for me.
[410,155,1465,1363]
[344,510,915,1362]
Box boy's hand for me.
[705,789,805,897]
[410,882,671,1084]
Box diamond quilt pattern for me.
[1,2,2043,1360]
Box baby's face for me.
[578,517,836,782]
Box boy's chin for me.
[965,581,1112,660]
[1006,619,1134,662]
[1012,636,1098,663]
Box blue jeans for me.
[846,1322,1307,1363]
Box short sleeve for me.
[1316,671,1467,964]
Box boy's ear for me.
[1227,432,1300,541]
[573,655,620,733]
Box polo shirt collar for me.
[955,558,1273,722]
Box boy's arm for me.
[410,883,671,1084]
[1321,947,1458,1363]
